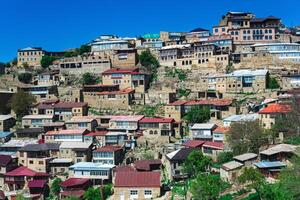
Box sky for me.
[1,0,300,62]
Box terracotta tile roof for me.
[182,140,206,148]
[60,178,90,188]
[202,141,224,150]
[115,171,160,187]
[258,103,291,114]
[28,179,47,188]
[102,67,139,74]
[139,117,174,123]
[85,130,108,136]
[46,129,89,135]
[134,159,162,171]
[213,126,229,134]
[94,145,122,152]
[54,102,87,109]
[97,88,134,95]
[5,166,48,177]
[0,154,12,167]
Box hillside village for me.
[1,11,300,200]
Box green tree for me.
[227,120,268,155]
[18,72,32,84]
[183,150,212,177]
[139,49,159,82]
[41,55,57,68]
[103,184,112,199]
[238,167,264,196]
[64,197,80,200]
[267,76,280,89]
[191,174,228,200]
[279,156,300,199]
[51,177,62,196]
[79,45,91,55]
[183,106,210,124]
[16,194,27,200]
[217,151,234,164]
[9,91,36,119]
[82,72,99,85]
[83,187,102,200]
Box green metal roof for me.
[142,33,160,39]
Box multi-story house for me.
[258,103,291,129]
[105,132,128,146]
[202,69,269,94]
[159,43,229,71]
[0,115,15,131]
[4,166,49,193]
[19,85,58,100]
[102,67,149,93]
[65,116,98,131]
[59,141,93,163]
[22,115,54,128]
[185,28,210,43]
[18,143,60,173]
[59,54,111,75]
[114,171,161,200]
[108,115,144,132]
[139,117,176,143]
[45,129,90,143]
[213,12,281,45]
[36,70,61,86]
[17,47,64,67]
[91,38,129,52]
[0,155,18,190]
[54,102,88,121]
[92,145,123,165]
[69,162,115,184]
[190,123,217,140]
[165,99,235,121]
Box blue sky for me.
[1,0,299,62]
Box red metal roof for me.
[134,159,162,171]
[5,166,48,177]
[28,179,47,188]
[202,141,224,150]
[94,145,122,152]
[85,130,108,136]
[258,103,291,114]
[97,88,134,95]
[115,171,160,188]
[0,154,12,167]
[60,178,89,188]
[114,165,136,172]
[61,190,85,198]
[139,117,174,123]
[102,67,139,74]
[182,140,206,148]
[167,100,188,106]
[184,99,232,106]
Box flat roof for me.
[191,123,216,130]
[0,115,14,121]
[254,161,286,168]
[110,115,144,122]
[22,115,54,119]
[222,161,244,171]
[233,153,258,162]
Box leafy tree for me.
[190,174,229,200]
[22,62,30,68]
[183,106,210,124]
[64,197,80,200]
[18,72,32,84]
[16,194,27,200]
[64,51,77,58]
[51,177,62,196]
[139,49,159,82]
[103,184,112,199]
[83,187,102,200]
[178,88,191,98]
[82,72,99,85]
[9,91,36,119]
[260,182,293,200]
[79,45,91,55]
[238,167,264,196]
[41,55,57,68]
[227,120,268,155]
[217,151,234,164]
[183,150,212,177]
[267,76,280,89]
[279,156,300,199]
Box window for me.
[130,190,138,197]
[222,27,225,32]
[29,160,34,164]
[215,29,219,33]
[39,161,44,165]
[144,190,152,197]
